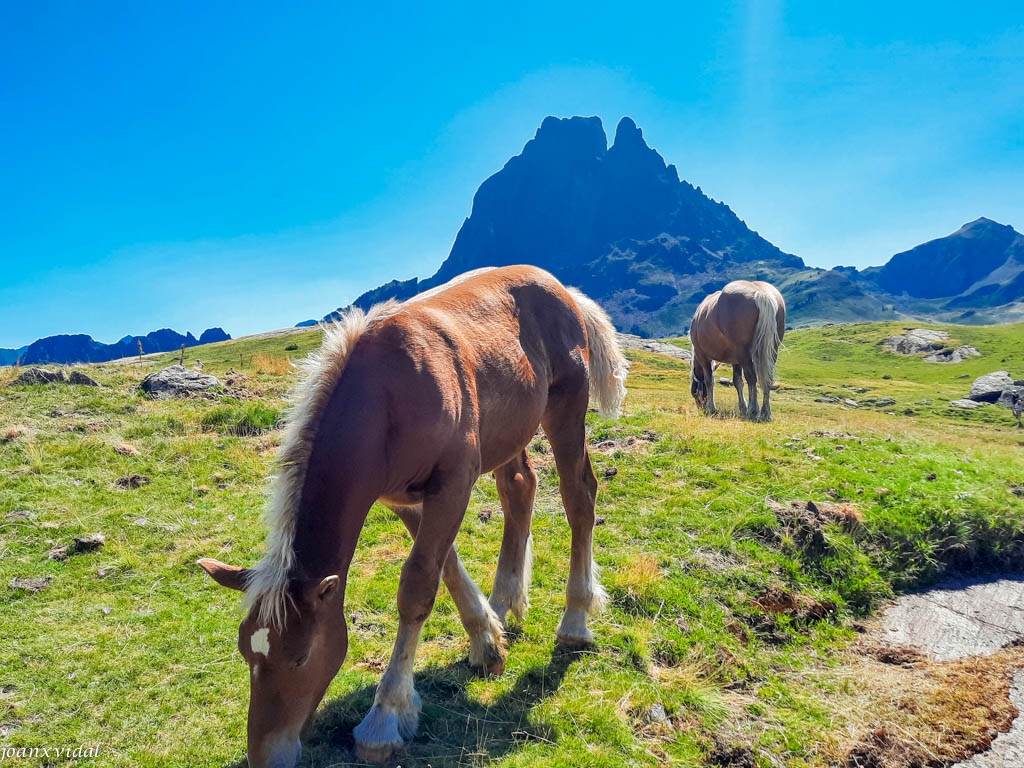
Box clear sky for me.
[1,1,1021,347]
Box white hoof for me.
[556,609,595,648]
[352,695,421,763]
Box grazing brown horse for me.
[689,280,785,421]
[198,265,628,767]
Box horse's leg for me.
[489,449,537,626]
[704,360,718,415]
[542,388,607,647]
[732,364,747,416]
[388,505,506,675]
[353,466,477,763]
[743,360,759,420]
[760,370,773,422]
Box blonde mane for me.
[243,302,398,628]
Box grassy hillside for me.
[3,322,1024,767]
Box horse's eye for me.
[293,652,310,669]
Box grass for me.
[2,321,1024,767]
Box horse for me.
[197,265,628,767]
[689,280,785,421]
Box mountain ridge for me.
[1,327,231,367]
[315,117,1020,335]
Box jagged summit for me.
[340,115,804,334]
[320,116,1022,332]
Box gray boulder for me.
[996,386,1024,409]
[969,371,1014,403]
[139,365,220,399]
[950,399,983,409]
[67,371,100,386]
[12,367,66,385]
[885,329,949,355]
[923,345,982,363]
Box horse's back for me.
[355,265,589,476]
[691,280,784,363]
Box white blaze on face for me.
[250,627,271,657]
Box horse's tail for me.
[751,288,781,390]
[567,288,628,418]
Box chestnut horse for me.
[689,280,785,421]
[198,265,628,767]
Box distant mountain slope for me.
[863,218,1024,300]
[2,327,231,366]
[330,116,815,334]
[302,116,1019,334]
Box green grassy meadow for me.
[3,322,1024,767]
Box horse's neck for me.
[291,377,391,582]
[290,477,380,585]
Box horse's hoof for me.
[352,698,420,763]
[556,628,595,649]
[468,642,507,677]
[469,609,509,676]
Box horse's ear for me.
[198,558,249,591]
[316,575,340,602]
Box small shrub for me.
[284,343,299,351]
[201,402,281,436]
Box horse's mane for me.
[243,301,399,628]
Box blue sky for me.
[1,1,1021,347]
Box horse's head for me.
[198,558,347,768]
[690,367,708,410]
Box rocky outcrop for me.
[10,367,100,386]
[885,329,949,355]
[969,372,1015,403]
[67,371,100,386]
[616,333,691,361]
[330,116,806,335]
[924,345,981,363]
[139,365,220,399]
[12,367,66,385]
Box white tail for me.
[567,288,629,417]
[751,289,781,389]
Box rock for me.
[139,365,220,399]
[969,371,1014,402]
[116,474,150,489]
[996,386,1024,409]
[718,377,733,386]
[844,399,859,407]
[814,396,840,403]
[12,367,66,385]
[884,329,949,355]
[643,703,671,726]
[73,534,105,553]
[616,333,692,361]
[874,398,896,407]
[951,399,983,409]
[924,345,982,363]
[9,576,52,592]
[48,545,69,560]
[67,371,100,386]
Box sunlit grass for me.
[2,321,1024,766]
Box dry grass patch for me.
[827,644,1024,767]
[1,425,28,442]
[251,353,293,376]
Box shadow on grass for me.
[223,644,588,768]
